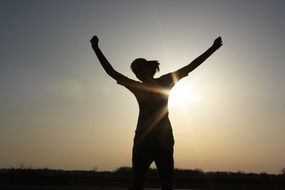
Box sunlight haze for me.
[0,0,285,174]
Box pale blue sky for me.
[0,0,285,173]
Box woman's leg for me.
[154,136,174,190]
[129,142,153,190]
[155,147,174,190]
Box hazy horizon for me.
[1,0,285,174]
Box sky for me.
[0,0,285,174]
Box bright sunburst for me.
[168,82,196,108]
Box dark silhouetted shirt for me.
[117,71,188,145]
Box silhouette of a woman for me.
[91,36,222,190]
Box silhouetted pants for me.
[129,134,174,190]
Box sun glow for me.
[168,83,197,108]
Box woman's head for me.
[131,58,160,81]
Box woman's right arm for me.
[90,36,127,81]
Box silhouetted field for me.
[1,167,285,190]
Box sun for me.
[168,82,196,108]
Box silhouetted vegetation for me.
[1,167,285,189]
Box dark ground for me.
[0,187,197,190]
[0,187,135,190]
[1,168,284,190]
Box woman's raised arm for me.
[175,36,223,78]
[90,36,128,82]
